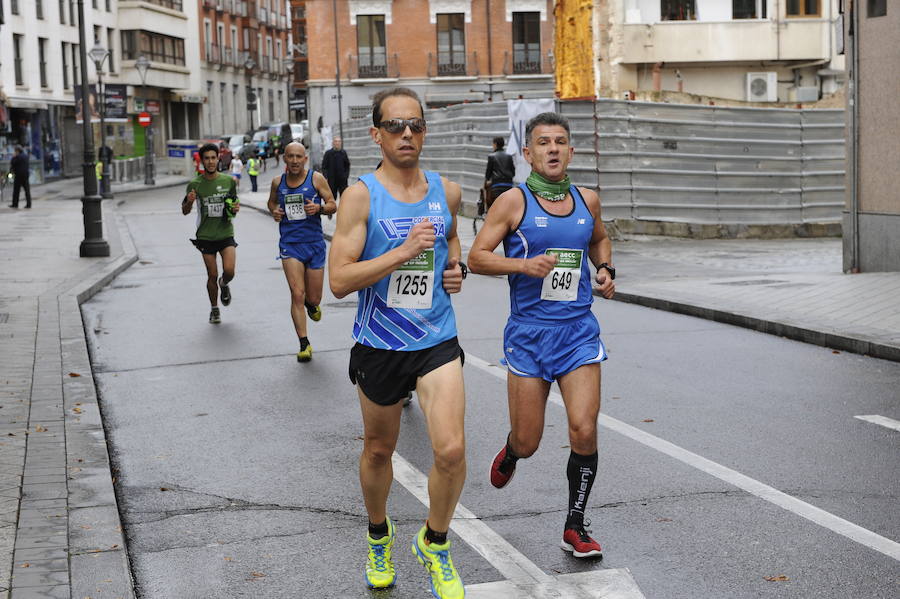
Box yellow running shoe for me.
[306,303,322,322]
[296,344,313,362]
[412,525,464,599]
[365,517,396,589]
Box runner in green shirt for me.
[182,143,241,324]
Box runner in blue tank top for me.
[267,141,336,362]
[328,88,468,598]
[469,112,616,560]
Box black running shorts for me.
[190,237,238,255]
[349,337,465,406]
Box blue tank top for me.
[353,171,457,351]
[503,183,595,323]
[278,170,322,244]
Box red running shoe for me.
[561,526,603,558]
[489,444,517,488]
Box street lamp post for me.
[245,57,257,131]
[76,0,109,257]
[89,41,113,199]
[135,55,155,186]
[283,57,293,124]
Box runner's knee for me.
[432,439,465,474]
[362,441,394,467]
[568,421,597,452]
[510,432,540,458]
[290,286,306,305]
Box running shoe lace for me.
[435,549,455,582]
[575,519,594,541]
[370,544,388,571]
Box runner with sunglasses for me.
[468,112,616,559]
[328,87,467,599]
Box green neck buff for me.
[526,171,571,202]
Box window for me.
[436,13,465,76]
[107,28,115,72]
[11,0,19,16]
[59,0,66,23]
[92,0,97,9]
[357,14,387,78]
[69,0,76,25]
[868,0,886,17]
[512,12,540,74]
[39,38,48,87]
[62,42,69,89]
[72,43,79,87]
[733,0,766,19]
[121,30,186,65]
[14,35,25,85]
[786,0,819,17]
[36,0,43,19]
[106,0,111,11]
[661,0,696,20]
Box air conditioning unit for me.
[746,72,778,103]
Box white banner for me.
[506,98,556,183]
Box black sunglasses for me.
[376,118,427,134]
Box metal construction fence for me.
[339,99,845,231]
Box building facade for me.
[844,0,897,273]
[197,0,291,138]
[305,0,557,163]
[597,0,846,104]
[288,0,308,122]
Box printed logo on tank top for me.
[578,218,586,224]
[535,216,548,228]
[378,216,446,240]
[428,202,441,212]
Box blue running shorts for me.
[502,312,607,382]
[278,239,326,269]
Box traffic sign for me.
[247,102,258,111]
[138,112,152,127]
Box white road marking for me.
[855,414,900,433]
[391,453,645,598]
[465,354,900,563]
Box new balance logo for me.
[535,216,548,228]
[578,218,586,225]
[378,216,446,240]
[428,202,441,212]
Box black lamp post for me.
[135,54,155,186]
[245,57,257,131]
[89,40,113,199]
[283,57,293,124]
[76,0,109,257]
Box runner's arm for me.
[582,187,615,299]
[266,177,283,221]
[441,178,463,293]
[182,184,196,215]
[468,188,557,278]
[328,182,434,299]
[311,171,337,215]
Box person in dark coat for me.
[321,136,350,201]
[9,146,31,209]
[483,136,515,211]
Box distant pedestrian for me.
[8,146,31,209]
[483,136,514,211]
[322,136,350,201]
[247,155,260,192]
[230,155,244,189]
[257,143,268,173]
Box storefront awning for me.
[6,98,49,110]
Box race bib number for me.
[540,248,583,302]
[285,194,307,221]
[206,200,224,218]
[387,250,434,310]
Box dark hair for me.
[372,87,424,127]
[199,143,219,158]
[492,136,505,149]
[524,112,570,146]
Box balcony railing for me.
[503,49,553,76]
[203,0,216,9]
[205,42,221,64]
[428,51,478,78]
[259,7,267,22]
[349,52,399,80]
[223,46,234,67]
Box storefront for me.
[0,99,66,184]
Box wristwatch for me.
[598,263,616,280]
[458,262,468,279]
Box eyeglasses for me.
[376,118,426,134]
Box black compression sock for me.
[368,520,388,540]
[425,523,447,545]
[299,337,310,350]
[504,435,520,465]
[565,450,598,529]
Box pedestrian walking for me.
[468,111,616,559]
[230,154,244,189]
[267,141,335,362]
[257,142,268,173]
[322,136,351,201]
[8,146,31,209]
[328,87,468,598]
[483,136,515,211]
[247,155,260,192]
[182,143,241,324]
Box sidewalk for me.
[2,186,898,597]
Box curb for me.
[612,291,900,362]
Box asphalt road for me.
[81,177,900,598]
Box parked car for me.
[222,133,252,161]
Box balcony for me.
[621,19,831,64]
[503,49,554,76]
[349,52,399,81]
[205,42,221,64]
[428,51,479,79]
[203,0,216,8]
[258,6,267,23]
[215,0,223,12]
[222,46,234,67]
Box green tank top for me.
[186,173,237,241]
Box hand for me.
[594,270,615,299]
[521,254,558,278]
[400,219,435,261]
[443,257,463,294]
[186,189,197,204]
[231,201,240,214]
[304,200,319,215]
[272,206,285,222]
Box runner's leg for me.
[557,363,601,455]
[220,246,236,286]
[358,390,404,526]
[507,374,552,457]
[201,253,219,307]
[281,257,308,339]
[303,267,324,307]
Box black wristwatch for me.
[598,263,616,280]
[458,262,468,279]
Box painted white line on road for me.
[855,414,900,433]
[465,354,900,563]
[391,453,645,598]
